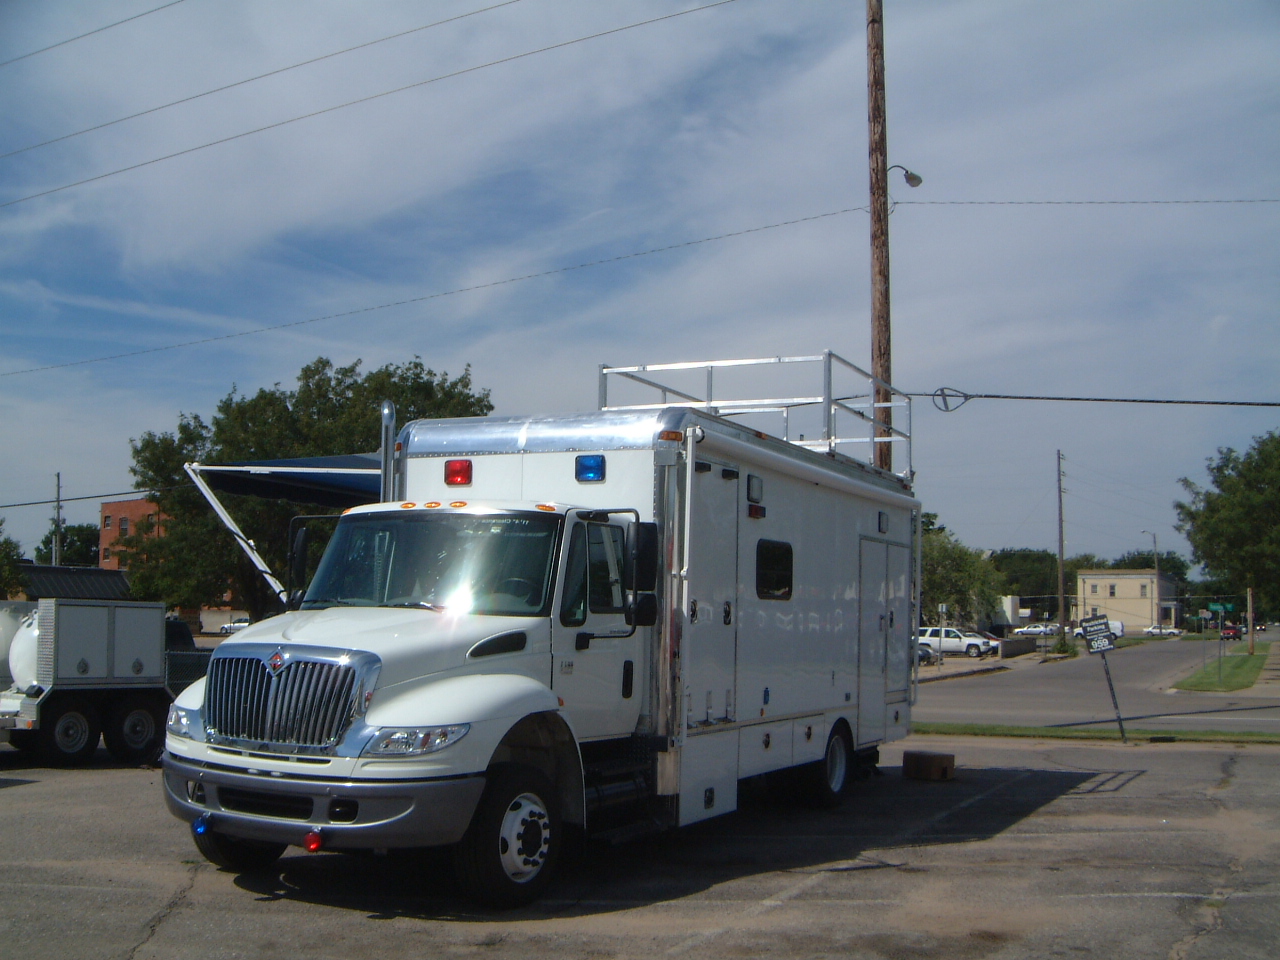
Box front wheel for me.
[38,697,102,766]
[192,829,287,873]
[454,764,560,908]
[965,644,982,658]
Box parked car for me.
[1013,623,1060,637]
[219,617,251,635]
[917,626,994,658]
[1143,625,1182,637]
[916,642,937,665]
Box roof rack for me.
[598,350,912,479]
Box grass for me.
[1173,643,1270,692]
[911,721,1280,745]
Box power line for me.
[0,0,741,210]
[922,388,1280,410]
[0,488,173,510]
[898,198,1280,206]
[0,1,525,162]
[0,1,188,69]
[1,204,861,378]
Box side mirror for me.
[287,589,306,612]
[627,592,659,627]
[626,522,659,592]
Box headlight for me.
[166,705,192,738]
[363,724,470,757]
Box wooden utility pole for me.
[867,0,892,472]
[1057,451,1066,645]
[1248,586,1255,656]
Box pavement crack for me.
[120,863,200,960]
[1167,886,1231,960]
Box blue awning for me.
[195,454,381,508]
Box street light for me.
[1140,530,1160,627]
[888,164,923,188]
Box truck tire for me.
[6,729,37,754]
[454,764,560,908]
[37,696,102,766]
[803,723,852,808]
[965,644,982,658]
[193,829,287,873]
[103,695,167,764]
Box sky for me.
[0,0,1277,568]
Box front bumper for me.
[163,752,486,849]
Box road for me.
[914,638,1280,734]
[2,735,1278,959]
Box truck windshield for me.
[302,512,560,617]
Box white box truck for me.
[162,353,920,905]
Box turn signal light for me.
[445,459,472,485]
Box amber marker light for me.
[658,430,683,441]
[424,501,441,509]
[450,501,467,508]
[400,502,416,509]
[536,504,556,512]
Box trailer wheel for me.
[103,695,166,764]
[454,764,560,908]
[37,696,102,766]
[965,644,982,658]
[192,829,287,873]
[803,724,852,808]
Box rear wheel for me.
[37,696,102,766]
[192,829,287,873]
[103,695,167,764]
[455,764,560,908]
[803,724,852,808]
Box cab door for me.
[551,520,638,739]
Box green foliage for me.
[920,523,1004,627]
[989,549,1057,618]
[1177,432,1280,619]
[0,518,26,599]
[33,521,100,566]
[120,357,492,618]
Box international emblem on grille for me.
[268,650,284,672]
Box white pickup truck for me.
[915,627,995,658]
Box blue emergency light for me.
[575,455,606,482]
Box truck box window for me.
[756,539,793,601]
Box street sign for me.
[1080,614,1116,654]
[1078,614,1127,743]
[1208,603,1235,613]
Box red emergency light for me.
[444,459,473,486]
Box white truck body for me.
[164,362,919,902]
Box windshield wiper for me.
[382,601,446,612]
[300,598,357,607]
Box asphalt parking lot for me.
[2,735,1277,960]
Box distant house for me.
[99,499,162,571]
[1076,569,1179,630]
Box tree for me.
[989,548,1057,619]
[0,518,25,599]
[1176,431,1280,619]
[920,517,1004,627]
[120,357,493,619]
[34,521,100,566]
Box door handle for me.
[723,601,732,625]
[576,632,592,651]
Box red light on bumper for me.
[303,831,323,853]
[444,459,472,485]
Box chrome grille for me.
[206,656,359,749]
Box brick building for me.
[99,498,161,570]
